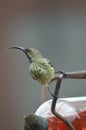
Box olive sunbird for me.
[9,46,55,103]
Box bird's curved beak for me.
[8,46,31,62]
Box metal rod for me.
[52,70,86,81]
[65,70,86,79]
[51,74,75,130]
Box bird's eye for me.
[25,49,32,53]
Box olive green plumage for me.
[29,57,54,85]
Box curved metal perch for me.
[50,73,76,130]
[50,70,86,130]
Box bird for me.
[9,46,55,103]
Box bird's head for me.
[8,46,43,62]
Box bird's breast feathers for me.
[29,59,54,85]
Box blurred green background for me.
[0,0,86,130]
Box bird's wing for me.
[43,58,53,67]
